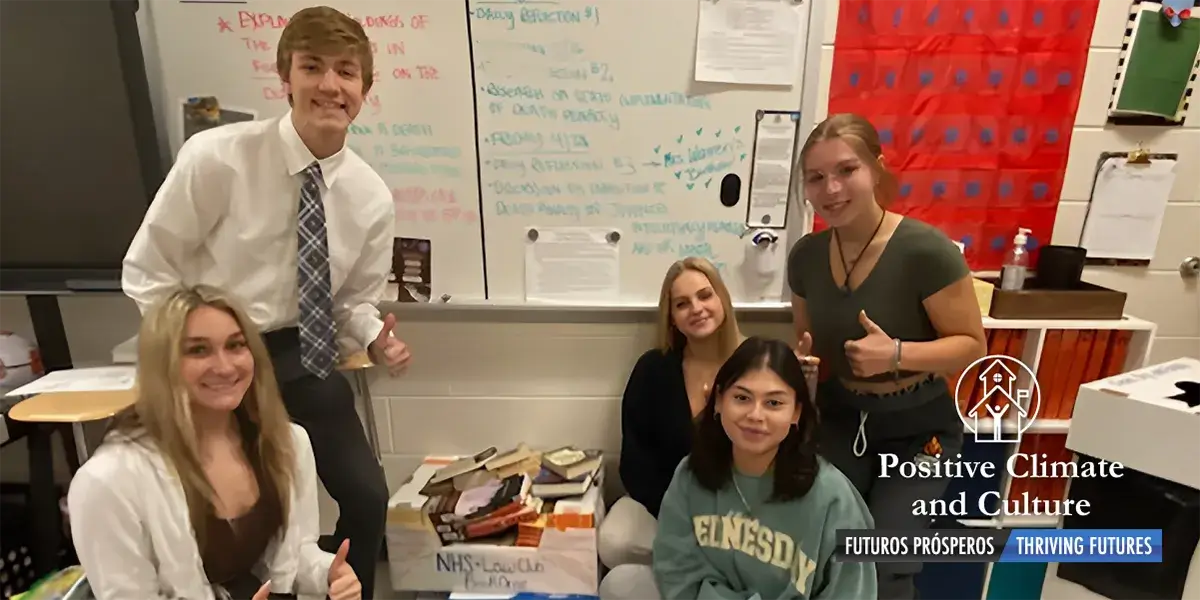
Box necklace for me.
[833,211,888,296]
[731,474,754,517]
[729,475,755,586]
[683,357,717,416]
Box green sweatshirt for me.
[652,457,876,600]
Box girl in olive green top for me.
[599,337,876,600]
[788,114,988,600]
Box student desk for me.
[8,389,135,463]
[6,387,136,582]
[9,351,378,462]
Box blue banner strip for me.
[999,529,1162,563]
[834,529,1163,563]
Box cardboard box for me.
[1068,357,1200,489]
[386,457,604,595]
[972,278,994,317]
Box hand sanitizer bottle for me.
[999,228,1032,291]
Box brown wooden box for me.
[984,278,1128,320]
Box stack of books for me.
[415,443,604,547]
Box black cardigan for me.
[618,347,696,518]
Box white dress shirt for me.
[122,111,394,351]
[68,424,334,599]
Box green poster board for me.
[1110,3,1200,122]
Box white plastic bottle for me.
[999,228,1032,291]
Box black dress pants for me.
[264,328,388,599]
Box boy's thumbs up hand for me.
[369,313,411,376]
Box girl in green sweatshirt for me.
[602,336,876,600]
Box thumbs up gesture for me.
[327,539,362,600]
[844,310,896,378]
[369,313,412,376]
[793,331,820,399]
[794,331,817,362]
[794,330,820,375]
[251,580,272,600]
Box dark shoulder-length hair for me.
[688,336,820,502]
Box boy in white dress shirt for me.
[121,7,408,597]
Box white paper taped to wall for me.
[1080,157,1176,261]
[694,0,808,86]
[524,227,620,303]
[6,366,136,397]
[746,110,800,228]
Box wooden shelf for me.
[982,315,1155,331]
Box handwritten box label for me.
[435,552,549,593]
[390,528,598,595]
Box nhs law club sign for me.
[876,354,1127,521]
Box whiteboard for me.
[143,0,485,300]
[469,0,808,302]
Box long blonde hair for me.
[110,285,296,551]
[655,257,742,359]
[798,113,900,208]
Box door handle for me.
[1181,256,1200,278]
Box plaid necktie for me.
[297,161,336,379]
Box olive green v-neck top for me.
[786,218,970,383]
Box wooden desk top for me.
[7,351,373,425]
[8,389,136,424]
[338,350,374,371]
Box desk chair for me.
[338,350,382,464]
